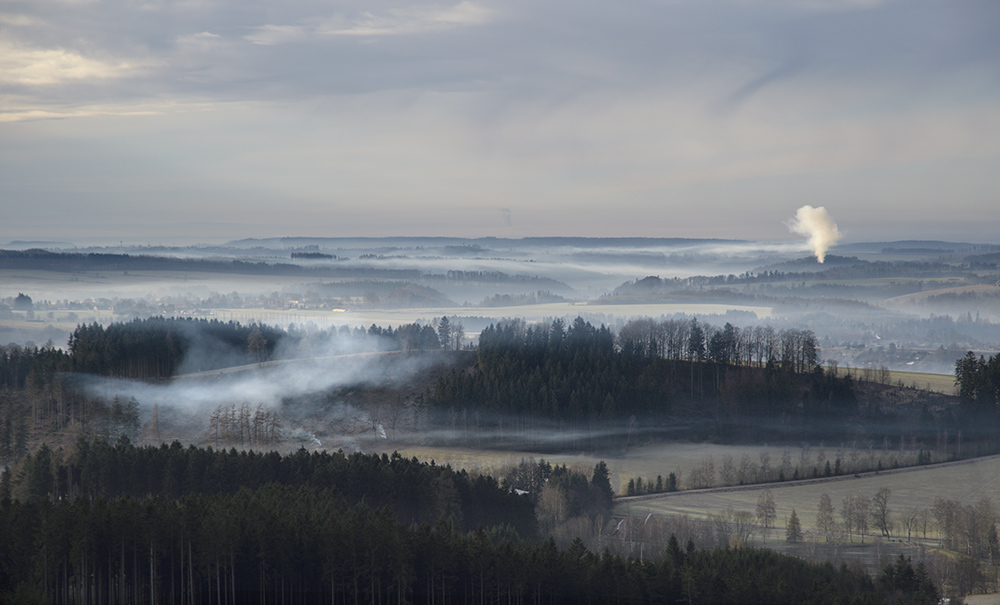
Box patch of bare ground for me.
[854,378,958,416]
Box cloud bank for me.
[1,0,999,241]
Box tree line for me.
[0,248,424,280]
[616,317,818,373]
[207,403,281,448]
[426,317,671,421]
[426,317,849,428]
[3,439,535,537]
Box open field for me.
[827,364,957,395]
[372,441,896,495]
[616,454,1000,533]
[886,369,957,394]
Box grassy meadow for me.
[886,369,958,394]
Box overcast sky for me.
[1,0,998,244]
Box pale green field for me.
[617,454,1000,533]
[886,369,957,394]
[376,442,846,495]
[831,365,957,395]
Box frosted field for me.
[374,440,1000,540]
[617,453,1000,531]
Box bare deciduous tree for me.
[901,508,920,542]
[719,454,736,486]
[756,490,776,541]
[871,487,893,538]
[816,493,838,542]
[732,511,756,546]
[737,454,755,485]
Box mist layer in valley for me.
[3,236,1000,375]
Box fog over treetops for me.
[2,235,999,376]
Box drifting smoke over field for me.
[787,205,842,263]
[76,327,452,447]
[83,355,414,414]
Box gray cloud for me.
[1,0,998,241]
[5,0,996,108]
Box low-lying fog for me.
[3,236,999,375]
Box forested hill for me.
[0,248,423,278]
[5,439,536,535]
[426,318,855,432]
[0,440,938,605]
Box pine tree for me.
[27,444,54,501]
[148,403,161,444]
[590,461,614,511]
[13,415,28,459]
[0,413,12,465]
[437,317,452,351]
[786,509,803,542]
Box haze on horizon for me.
[1,0,998,243]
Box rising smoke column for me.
[787,205,842,263]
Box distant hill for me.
[965,251,1000,267]
[225,236,747,250]
[755,254,868,273]
[0,248,422,279]
[837,240,1000,254]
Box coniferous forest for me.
[0,439,939,605]
[426,317,859,443]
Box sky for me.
[1,0,998,244]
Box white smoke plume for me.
[787,205,842,263]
